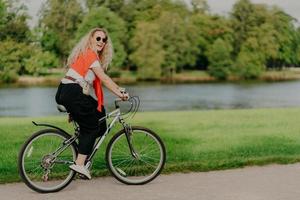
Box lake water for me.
[1,81,300,117]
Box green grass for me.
[2,108,300,183]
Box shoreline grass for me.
[2,69,300,87]
[1,108,300,183]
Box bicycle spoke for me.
[138,158,157,169]
[142,155,160,161]
[108,128,165,184]
[20,131,76,192]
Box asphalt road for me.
[1,164,300,200]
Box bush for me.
[0,40,60,83]
[0,40,31,83]
[234,51,265,79]
[0,69,18,83]
[24,50,59,76]
[206,38,233,80]
[129,21,164,80]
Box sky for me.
[20,0,300,27]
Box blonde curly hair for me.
[66,27,113,71]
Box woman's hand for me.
[119,87,129,101]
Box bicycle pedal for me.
[78,174,90,180]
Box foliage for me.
[191,13,234,70]
[206,38,233,80]
[86,0,124,13]
[39,0,83,60]
[231,0,300,71]
[129,21,164,80]
[24,50,59,76]
[0,40,31,83]
[233,38,266,79]
[75,6,127,68]
[231,0,256,53]
[127,2,199,73]
[0,40,59,82]
[2,0,300,83]
[269,8,299,67]
[0,0,31,43]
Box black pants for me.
[55,83,107,155]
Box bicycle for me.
[18,96,166,193]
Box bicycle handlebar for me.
[114,96,140,119]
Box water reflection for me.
[0,81,300,117]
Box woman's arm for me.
[92,66,128,100]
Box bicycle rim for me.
[20,131,76,192]
[107,128,165,184]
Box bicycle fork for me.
[122,122,139,159]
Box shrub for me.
[234,51,265,79]
[24,50,59,76]
[0,40,31,83]
[206,38,233,80]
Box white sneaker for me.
[69,164,91,180]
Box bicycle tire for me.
[106,126,166,185]
[18,129,77,193]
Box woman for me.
[55,27,129,179]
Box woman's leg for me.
[77,128,99,162]
[76,154,88,166]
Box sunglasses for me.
[96,36,107,43]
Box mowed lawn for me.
[1,108,300,183]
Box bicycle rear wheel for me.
[106,126,166,185]
[18,129,77,193]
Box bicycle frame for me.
[68,107,136,166]
[32,98,139,168]
[86,108,123,162]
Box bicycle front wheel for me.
[106,126,166,185]
[18,129,77,193]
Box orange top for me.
[71,48,104,112]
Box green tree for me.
[129,21,164,80]
[230,0,300,68]
[0,0,7,31]
[206,38,233,80]
[75,6,127,68]
[24,50,59,76]
[234,51,265,79]
[233,37,265,79]
[191,12,234,69]
[0,40,31,83]
[39,0,83,61]
[156,11,185,72]
[86,0,124,13]
[86,0,105,8]
[154,10,199,73]
[269,8,299,67]
[247,23,279,62]
[231,0,256,53]
[295,28,300,65]
[118,0,189,67]
[0,0,30,43]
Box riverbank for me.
[1,108,300,183]
[3,69,300,87]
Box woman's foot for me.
[69,164,91,180]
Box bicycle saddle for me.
[57,104,67,113]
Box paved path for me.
[1,164,300,200]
